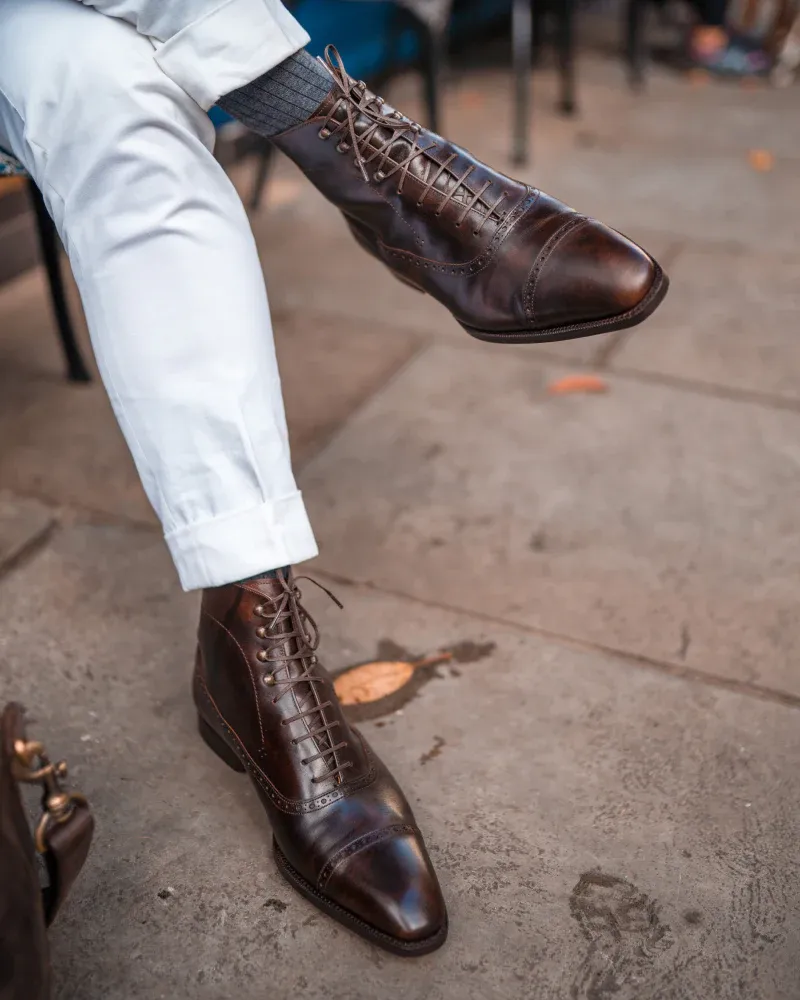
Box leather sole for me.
[197,712,448,958]
[461,264,670,344]
[273,839,448,958]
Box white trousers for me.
[0,0,319,590]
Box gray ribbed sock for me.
[218,49,333,138]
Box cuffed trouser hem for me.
[165,492,319,591]
[154,0,311,110]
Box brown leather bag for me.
[0,703,94,1000]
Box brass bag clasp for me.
[11,738,87,853]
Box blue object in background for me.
[210,0,511,124]
[297,0,511,80]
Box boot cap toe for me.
[323,828,447,944]
[529,219,656,330]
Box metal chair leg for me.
[626,0,648,91]
[557,0,578,115]
[27,181,91,383]
[250,140,276,211]
[531,0,545,67]
[420,23,447,134]
[511,0,533,166]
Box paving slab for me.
[0,366,155,524]
[274,310,423,465]
[301,344,800,698]
[0,491,53,571]
[610,246,800,402]
[531,55,800,160]
[517,140,800,256]
[0,523,797,999]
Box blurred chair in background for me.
[511,0,578,166]
[625,0,664,89]
[380,0,454,133]
[0,151,91,383]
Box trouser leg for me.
[0,0,318,590]
[75,0,310,108]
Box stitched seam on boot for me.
[525,216,587,323]
[201,608,265,748]
[379,187,540,275]
[197,677,378,814]
[317,824,417,891]
[373,185,427,247]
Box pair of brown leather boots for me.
[192,48,669,956]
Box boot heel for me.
[198,716,246,773]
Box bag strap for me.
[4,703,94,925]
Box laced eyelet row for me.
[315,43,509,238]
[248,575,352,784]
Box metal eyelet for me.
[256,649,269,663]
[337,142,350,153]
[255,625,268,639]
[262,673,276,687]
[254,604,266,617]
[374,170,385,181]
[318,127,331,139]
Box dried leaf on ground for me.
[748,149,775,172]
[335,661,416,704]
[547,374,608,395]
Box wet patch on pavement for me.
[569,871,673,999]
[332,637,496,721]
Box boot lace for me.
[319,45,508,235]
[253,573,352,784]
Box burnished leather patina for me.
[194,570,447,956]
[274,47,668,343]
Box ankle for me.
[238,566,291,585]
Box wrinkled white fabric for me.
[0,0,318,590]
[79,0,310,108]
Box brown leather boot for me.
[273,46,668,344]
[193,570,447,956]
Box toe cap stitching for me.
[525,215,588,323]
[317,823,417,891]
